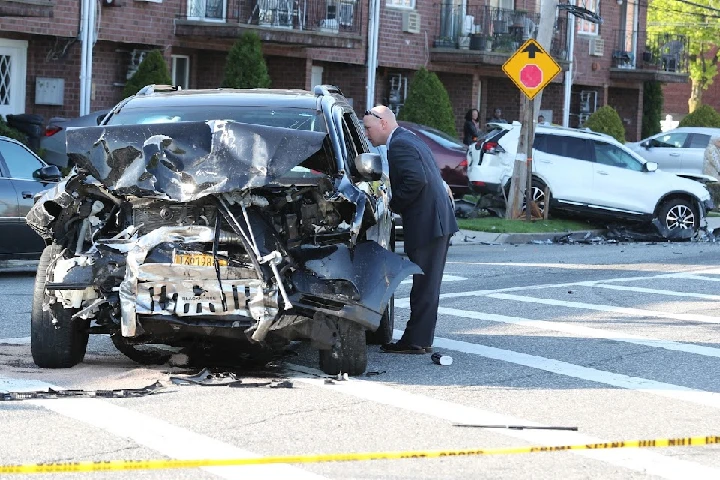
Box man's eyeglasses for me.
[365,109,382,120]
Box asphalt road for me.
[3,240,720,479]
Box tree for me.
[584,105,626,143]
[122,50,172,98]
[221,32,271,89]
[678,104,720,127]
[642,81,664,139]
[648,0,720,111]
[396,68,457,137]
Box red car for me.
[371,121,468,198]
[398,121,469,198]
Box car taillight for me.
[482,141,499,152]
[44,126,62,137]
[471,181,485,186]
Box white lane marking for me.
[445,262,715,273]
[389,329,720,410]
[0,336,30,345]
[427,306,720,359]
[0,377,327,480]
[289,365,720,480]
[671,274,720,283]
[486,293,720,325]
[591,283,720,300]
[401,274,467,285]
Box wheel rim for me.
[665,204,695,230]
[522,186,546,214]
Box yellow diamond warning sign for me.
[502,39,562,100]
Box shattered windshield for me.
[105,105,327,133]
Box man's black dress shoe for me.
[381,342,426,354]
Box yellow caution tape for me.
[2,435,719,474]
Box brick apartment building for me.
[662,46,720,124]
[0,0,691,142]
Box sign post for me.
[502,39,561,221]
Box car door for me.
[532,133,595,205]
[684,133,711,176]
[0,138,49,256]
[590,139,659,214]
[640,131,689,173]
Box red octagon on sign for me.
[520,64,543,89]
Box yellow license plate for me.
[173,253,227,267]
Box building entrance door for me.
[0,39,28,118]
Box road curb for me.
[451,229,608,246]
[0,260,39,274]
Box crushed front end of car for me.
[26,120,420,375]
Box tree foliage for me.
[122,50,172,98]
[647,0,720,111]
[584,105,626,143]
[642,81,664,139]
[678,104,720,127]
[397,68,457,137]
[221,32,271,89]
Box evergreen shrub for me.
[584,105,626,143]
[396,68,457,137]
[678,104,720,127]
[122,50,172,98]
[221,32,271,89]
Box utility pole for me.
[504,0,559,220]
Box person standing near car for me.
[703,135,720,181]
[463,108,481,147]
[363,105,458,354]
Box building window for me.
[172,55,190,90]
[187,0,225,21]
[386,0,414,10]
[577,0,599,35]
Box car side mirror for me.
[640,140,649,149]
[96,113,106,125]
[354,153,383,181]
[643,161,658,172]
[34,165,62,182]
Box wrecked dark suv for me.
[26,85,419,376]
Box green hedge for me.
[584,105,626,143]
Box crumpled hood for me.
[66,120,328,202]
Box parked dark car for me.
[40,110,110,169]
[0,136,61,259]
[26,85,419,376]
[399,121,468,198]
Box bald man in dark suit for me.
[363,105,458,354]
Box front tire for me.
[657,198,698,237]
[31,245,89,368]
[366,296,394,345]
[319,319,367,376]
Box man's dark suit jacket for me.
[387,127,459,252]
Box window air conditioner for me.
[589,37,605,57]
[402,11,421,34]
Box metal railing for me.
[435,4,568,59]
[612,30,688,73]
[179,0,362,35]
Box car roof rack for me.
[313,84,344,97]
[136,84,182,96]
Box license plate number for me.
[173,253,227,267]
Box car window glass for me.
[593,141,643,171]
[651,132,688,148]
[539,135,590,161]
[688,134,710,148]
[0,140,44,179]
[413,126,463,148]
[533,133,546,151]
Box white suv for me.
[467,122,714,238]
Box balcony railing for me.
[179,0,362,35]
[434,3,568,60]
[612,30,689,74]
